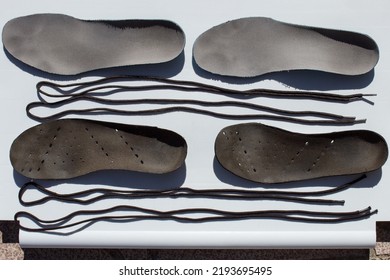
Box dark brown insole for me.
[2,13,185,75]
[10,119,187,179]
[193,17,379,77]
[215,123,387,183]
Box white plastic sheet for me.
[1,0,389,248]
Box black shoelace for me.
[15,175,376,232]
[19,175,367,206]
[27,76,371,125]
[15,206,377,232]
[36,75,375,103]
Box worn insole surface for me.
[10,119,187,179]
[193,17,379,77]
[215,123,388,183]
[2,13,185,75]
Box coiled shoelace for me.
[27,76,372,125]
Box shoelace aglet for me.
[350,94,376,105]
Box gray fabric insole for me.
[193,17,379,77]
[10,119,187,179]
[215,123,388,183]
[2,13,185,75]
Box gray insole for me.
[193,17,379,77]
[2,13,186,75]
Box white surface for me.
[1,0,390,248]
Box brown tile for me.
[0,221,19,243]
[377,222,390,242]
[23,248,149,260]
[147,249,368,260]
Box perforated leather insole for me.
[10,119,187,179]
[2,13,185,75]
[193,17,379,77]
[215,123,388,183]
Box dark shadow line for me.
[192,56,376,91]
[212,156,382,189]
[13,163,187,190]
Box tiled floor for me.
[1,221,389,260]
